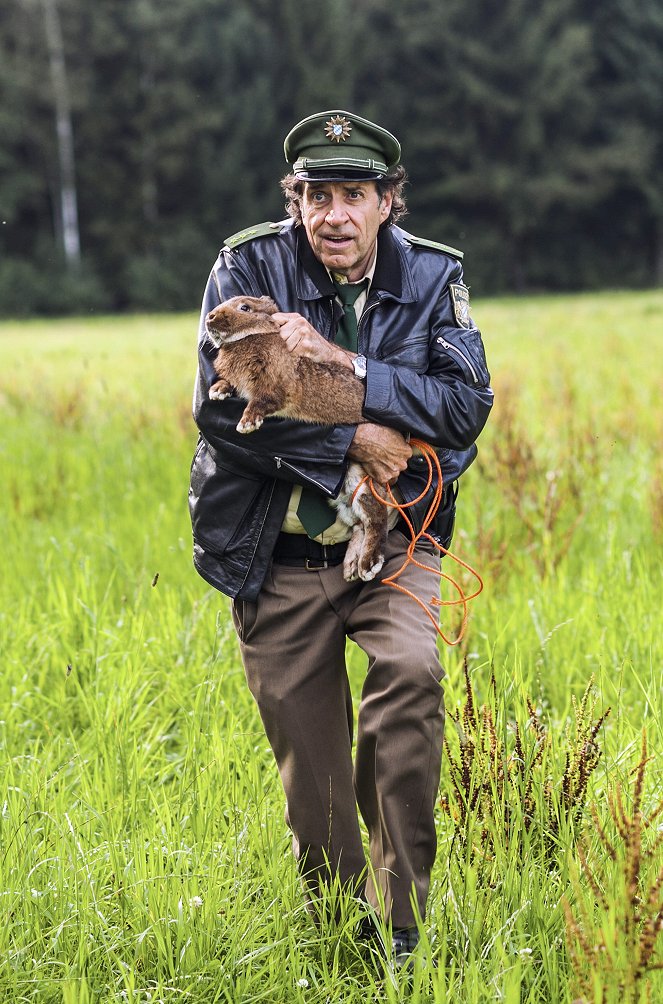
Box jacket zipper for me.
[357,297,381,350]
[436,336,479,383]
[275,456,333,496]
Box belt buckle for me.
[306,544,330,570]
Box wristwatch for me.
[352,354,367,380]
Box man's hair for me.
[280,166,408,228]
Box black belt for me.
[272,532,348,570]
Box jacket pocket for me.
[398,464,459,546]
[374,331,430,370]
[189,437,266,561]
[430,487,457,549]
[436,327,491,386]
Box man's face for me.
[300,181,392,282]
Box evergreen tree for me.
[589,0,663,284]
[378,0,631,290]
[0,3,56,252]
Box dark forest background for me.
[1,0,661,317]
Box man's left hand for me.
[273,312,353,369]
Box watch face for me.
[354,354,367,378]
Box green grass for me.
[1,291,662,1002]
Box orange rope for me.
[352,438,483,646]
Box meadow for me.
[1,290,662,1003]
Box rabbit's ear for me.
[259,296,279,314]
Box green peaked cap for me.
[284,110,401,181]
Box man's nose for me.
[326,200,348,224]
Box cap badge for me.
[324,115,352,143]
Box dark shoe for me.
[355,913,380,946]
[356,918,422,970]
[391,926,420,969]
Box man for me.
[189,110,493,965]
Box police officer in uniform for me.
[189,110,493,966]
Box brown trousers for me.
[231,529,445,928]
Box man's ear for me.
[378,190,393,223]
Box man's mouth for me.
[321,234,353,245]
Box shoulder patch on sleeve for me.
[449,283,471,328]
[223,221,285,250]
[403,234,464,260]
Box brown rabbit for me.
[204,294,388,582]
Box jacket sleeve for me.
[192,253,354,498]
[362,266,494,450]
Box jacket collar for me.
[294,224,416,303]
[295,226,336,300]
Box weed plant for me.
[563,731,663,1003]
[1,292,662,1001]
[441,664,610,869]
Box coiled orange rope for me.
[354,438,483,646]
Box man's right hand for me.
[348,424,412,484]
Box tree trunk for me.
[41,0,81,268]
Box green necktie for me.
[332,277,368,351]
[296,278,368,537]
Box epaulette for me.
[402,234,464,260]
[223,221,285,250]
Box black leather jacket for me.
[189,220,493,600]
